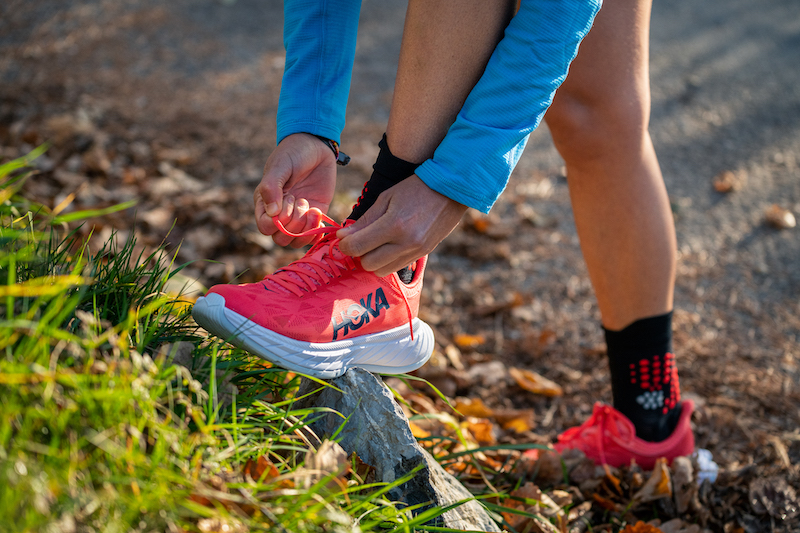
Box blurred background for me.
[1,0,799,470]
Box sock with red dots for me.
[605,311,683,442]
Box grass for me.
[1,149,526,533]
[1,149,672,533]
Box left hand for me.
[336,176,468,276]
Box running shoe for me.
[549,400,695,469]
[192,215,434,379]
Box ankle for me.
[604,311,683,442]
[348,134,419,221]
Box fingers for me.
[271,197,322,248]
[336,199,388,257]
[258,159,290,218]
[338,197,427,276]
[362,244,422,278]
[254,133,338,247]
[254,158,291,237]
[336,176,468,276]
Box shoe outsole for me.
[192,292,434,379]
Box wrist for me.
[309,134,351,167]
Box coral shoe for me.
[549,400,695,469]
[192,216,434,379]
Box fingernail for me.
[266,202,279,216]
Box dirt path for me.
[2,0,800,528]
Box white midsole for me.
[192,292,434,379]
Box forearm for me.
[277,0,362,144]
[415,0,602,213]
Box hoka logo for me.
[331,288,391,340]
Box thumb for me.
[336,200,389,256]
[260,158,295,217]
[337,196,387,237]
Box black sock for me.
[605,311,682,442]
[348,134,419,284]
[347,134,419,221]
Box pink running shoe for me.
[548,400,695,469]
[191,216,434,379]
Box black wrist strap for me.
[311,134,351,166]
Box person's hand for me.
[254,133,337,247]
[336,176,468,276]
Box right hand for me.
[254,133,338,247]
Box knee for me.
[545,87,651,165]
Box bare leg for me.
[386,0,515,164]
[545,0,676,331]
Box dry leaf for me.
[493,406,536,429]
[349,453,376,485]
[658,518,711,533]
[243,455,281,484]
[502,482,555,532]
[409,420,431,439]
[471,217,491,234]
[619,521,663,533]
[765,204,796,229]
[712,170,741,193]
[633,457,672,503]
[538,329,557,346]
[463,417,497,446]
[303,440,350,489]
[749,476,800,520]
[671,456,696,514]
[454,397,494,418]
[473,292,524,316]
[509,367,564,397]
[444,344,465,370]
[454,333,486,349]
[592,493,621,512]
[501,415,534,433]
[604,467,623,495]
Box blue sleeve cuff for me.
[419,0,601,212]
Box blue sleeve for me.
[415,0,602,213]
[277,0,362,145]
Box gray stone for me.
[296,368,500,532]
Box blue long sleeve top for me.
[277,0,601,213]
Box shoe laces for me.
[264,214,352,296]
[266,215,416,340]
[557,403,628,466]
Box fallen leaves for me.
[712,170,744,193]
[243,456,283,485]
[509,367,564,397]
[454,397,494,418]
[748,476,800,521]
[501,482,565,532]
[619,522,663,533]
[453,333,486,349]
[302,440,350,490]
[632,458,672,504]
[765,204,796,229]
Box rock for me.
[296,368,500,532]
